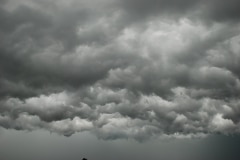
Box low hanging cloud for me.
[0,0,240,141]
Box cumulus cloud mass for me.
[1,0,240,141]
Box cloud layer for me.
[0,0,240,140]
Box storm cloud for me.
[0,0,240,141]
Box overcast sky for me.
[0,0,240,159]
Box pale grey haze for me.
[0,0,240,159]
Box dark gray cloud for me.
[118,0,240,23]
[0,0,240,141]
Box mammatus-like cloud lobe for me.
[0,0,240,141]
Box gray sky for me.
[1,0,240,159]
[1,128,240,160]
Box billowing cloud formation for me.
[0,0,240,141]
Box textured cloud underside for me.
[0,0,240,140]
